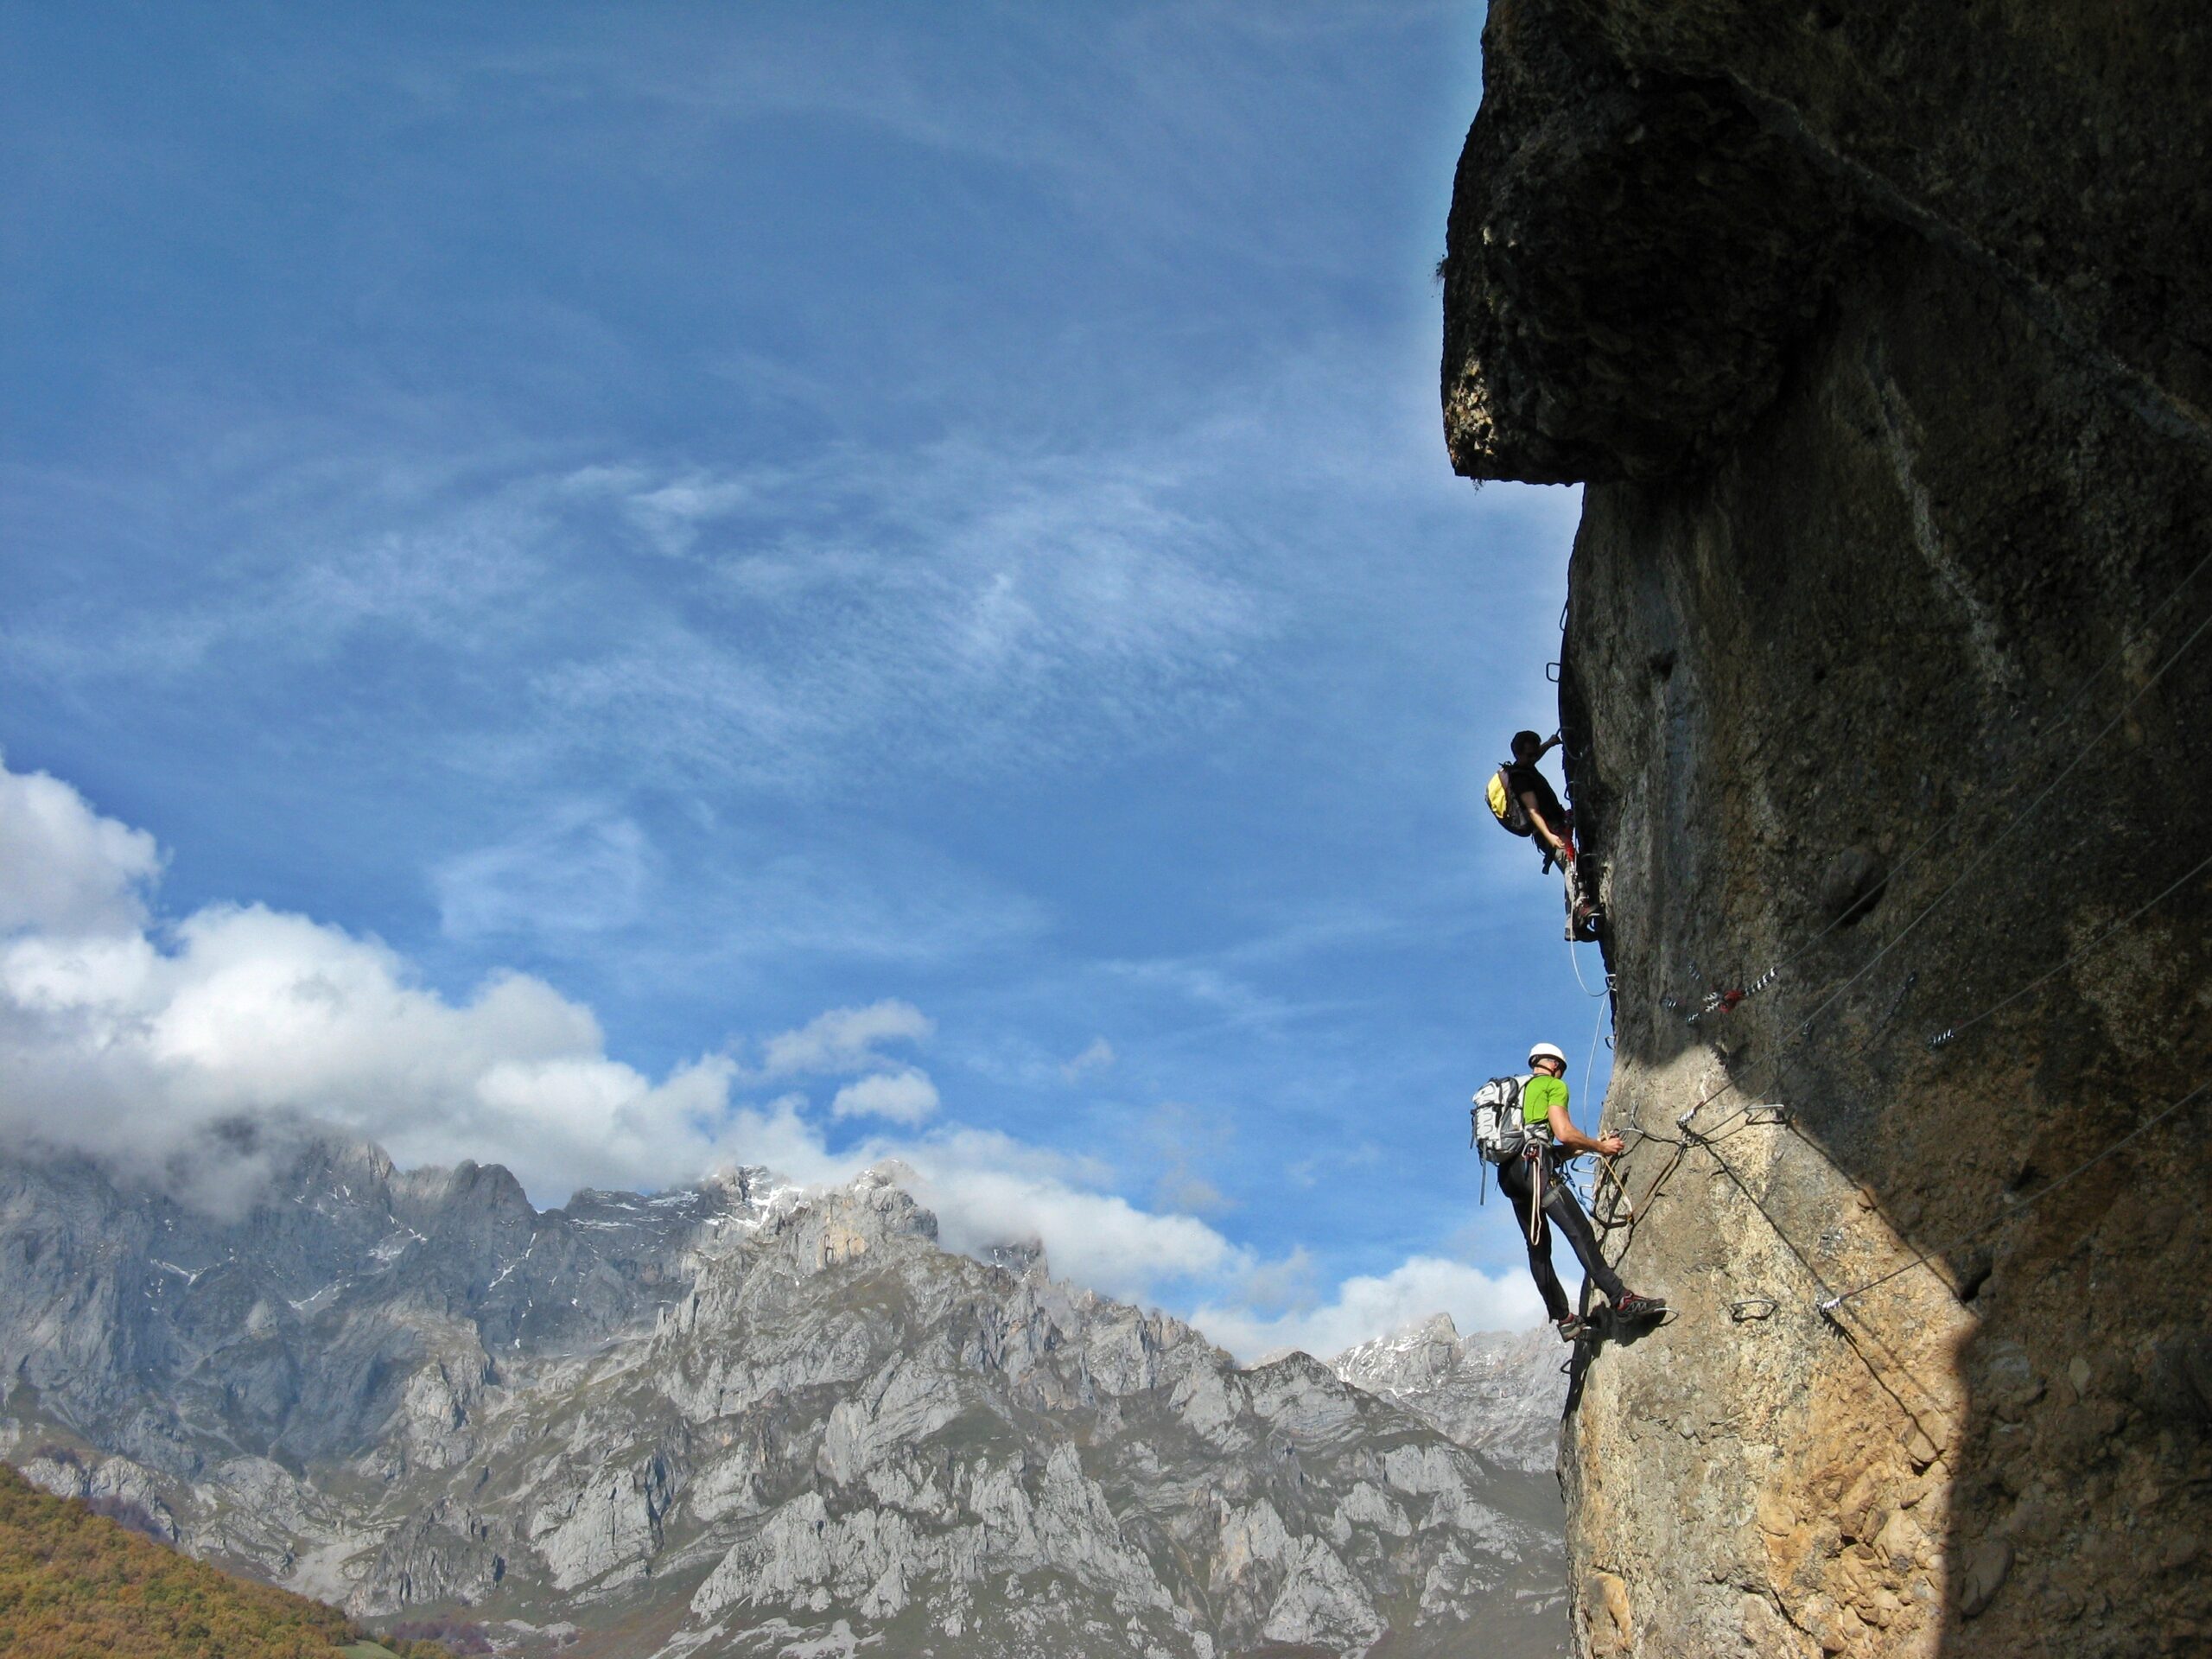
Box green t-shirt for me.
[1521,1073,1568,1137]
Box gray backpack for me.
[1470,1075,1533,1164]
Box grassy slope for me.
[0,1461,416,1658]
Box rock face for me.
[0,1138,1571,1657]
[1441,3,2212,1656]
[1331,1317,1567,1475]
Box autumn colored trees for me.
[0,1461,452,1658]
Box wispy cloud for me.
[762,999,934,1077]
[435,805,652,943]
[442,2,1467,286]
[13,429,1277,804]
[1,0,1572,1362]
[525,442,1275,793]
[1061,1035,1116,1081]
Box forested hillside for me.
[0,1461,430,1659]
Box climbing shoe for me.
[1554,1315,1586,1343]
[1610,1292,1665,1322]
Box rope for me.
[1548,561,2212,1323]
[1590,1155,1636,1230]
[1679,1120,1843,1304]
[1818,1081,2208,1313]
[1665,828,2209,1153]
[1656,833,2209,1149]
[1659,542,2212,1025]
[1591,1116,1688,1248]
[1791,600,2212,1039]
[1526,1146,1547,1249]
[1669,1104,1967,1445]
[1567,938,1611,997]
[1927,848,2212,1049]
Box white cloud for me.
[829,1069,940,1126]
[761,999,933,1075]
[0,755,164,937]
[1188,1255,1545,1363]
[900,1128,1241,1298]
[0,761,741,1205]
[0,899,742,1208]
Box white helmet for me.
[1528,1041,1567,1070]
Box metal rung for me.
[1730,1298,1778,1322]
[1743,1104,1793,1126]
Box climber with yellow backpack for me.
[1487,729,1599,940]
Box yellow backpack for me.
[1486,766,1532,837]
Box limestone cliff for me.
[1441,3,2212,1656]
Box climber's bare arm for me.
[1548,1103,1624,1159]
[1520,795,1570,858]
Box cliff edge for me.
[1442,3,2212,1655]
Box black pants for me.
[1497,1148,1625,1321]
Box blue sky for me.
[0,2,1608,1353]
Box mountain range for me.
[0,1133,1567,1656]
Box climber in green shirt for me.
[1497,1041,1662,1338]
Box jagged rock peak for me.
[980,1236,1047,1275]
[1330,1315,1566,1475]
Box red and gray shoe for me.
[1611,1291,1666,1322]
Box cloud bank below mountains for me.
[0,753,1535,1357]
